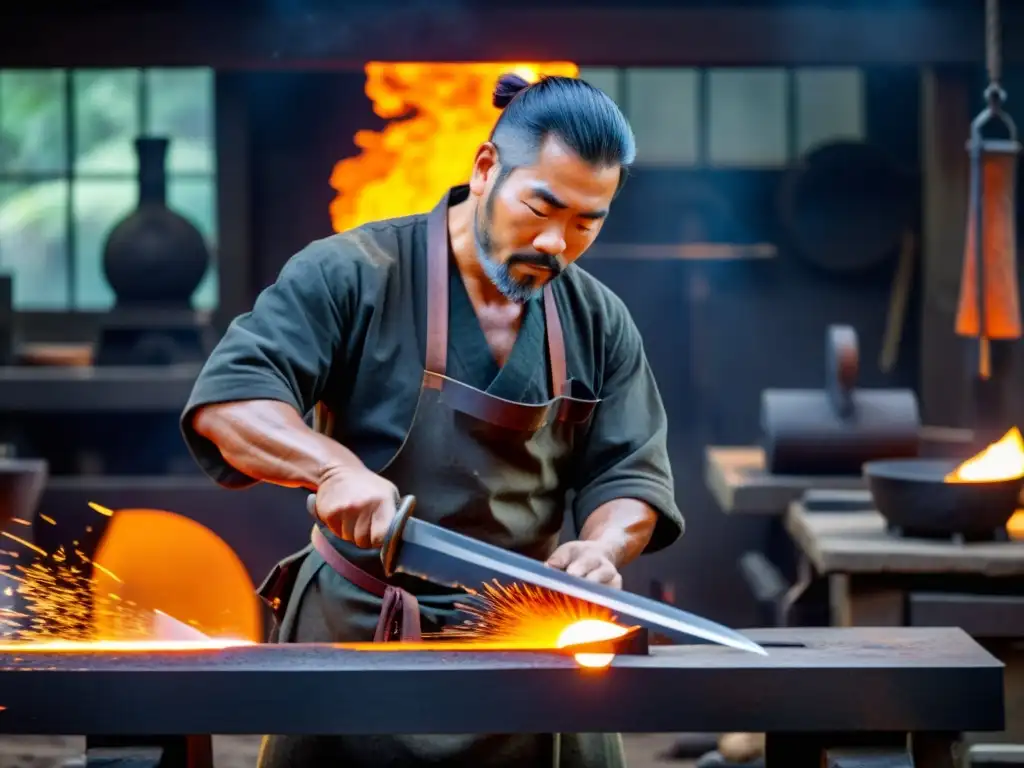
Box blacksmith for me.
[181,72,684,768]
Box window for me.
[577,66,865,169]
[707,68,789,167]
[794,68,865,155]
[0,68,217,311]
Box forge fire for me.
[329,61,579,232]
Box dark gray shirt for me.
[182,197,684,553]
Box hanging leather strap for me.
[423,191,568,398]
[311,526,422,642]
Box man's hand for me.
[314,467,399,549]
[545,541,623,589]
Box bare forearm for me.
[191,400,365,491]
[578,499,658,568]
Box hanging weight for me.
[760,325,921,476]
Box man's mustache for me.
[506,253,563,275]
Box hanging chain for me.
[985,0,1006,108]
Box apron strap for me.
[311,526,422,642]
[424,190,569,398]
[425,198,450,379]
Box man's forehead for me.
[509,138,617,205]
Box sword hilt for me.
[305,492,417,576]
[381,495,417,577]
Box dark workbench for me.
[785,503,1024,746]
[0,628,1004,767]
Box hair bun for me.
[493,73,531,108]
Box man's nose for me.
[533,229,566,259]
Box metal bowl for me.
[863,458,1022,539]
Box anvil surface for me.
[0,628,1003,736]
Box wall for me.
[226,66,922,627]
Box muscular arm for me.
[180,239,370,489]
[191,400,365,492]
[578,499,658,569]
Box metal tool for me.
[308,494,767,655]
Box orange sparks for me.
[329,61,579,233]
[0,502,169,644]
[0,531,46,558]
[434,582,630,667]
[87,502,114,517]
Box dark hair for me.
[489,73,635,190]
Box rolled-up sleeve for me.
[181,240,351,489]
[572,298,684,554]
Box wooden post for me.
[920,67,975,427]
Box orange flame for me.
[329,61,579,233]
[945,427,1024,483]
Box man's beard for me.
[473,190,562,304]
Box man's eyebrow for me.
[530,186,608,219]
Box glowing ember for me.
[945,427,1024,483]
[439,582,618,644]
[433,582,630,667]
[557,619,630,669]
[329,61,579,232]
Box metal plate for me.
[0,628,1003,736]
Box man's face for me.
[468,136,620,303]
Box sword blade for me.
[394,518,767,656]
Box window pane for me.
[625,68,699,166]
[0,180,69,308]
[72,180,136,310]
[73,69,141,175]
[0,70,67,174]
[707,68,788,167]
[145,69,214,174]
[578,67,622,106]
[795,68,865,155]
[168,177,218,310]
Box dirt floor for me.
[0,734,693,768]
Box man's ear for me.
[469,142,499,197]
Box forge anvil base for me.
[0,627,1003,738]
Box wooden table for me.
[705,446,865,516]
[785,501,1024,743]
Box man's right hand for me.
[314,467,400,549]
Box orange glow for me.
[1008,510,1024,540]
[0,638,253,653]
[433,582,630,667]
[557,619,630,668]
[945,427,1024,483]
[329,61,579,232]
[90,509,262,643]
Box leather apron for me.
[255,190,625,768]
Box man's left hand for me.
[545,541,622,589]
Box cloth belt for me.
[311,525,422,643]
